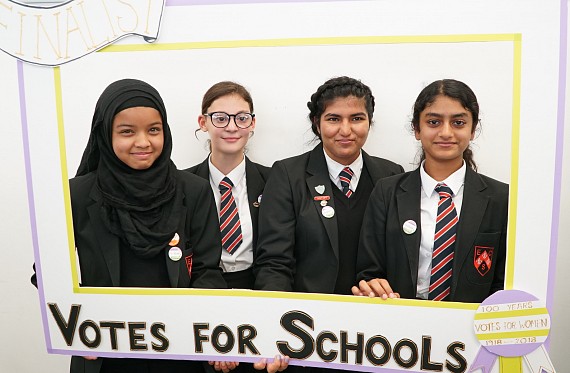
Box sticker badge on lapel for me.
[402,220,417,235]
[474,246,494,276]
[321,206,335,219]
[253,194,262,208]
[169,233,180,246]
[315,185,325,195]
[169,247,182,262]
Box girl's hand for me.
[254,355,290,373]
[209,360,239,372]
[351,279,400,300]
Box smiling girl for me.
[187,81,270,291]
[353,79,508,303]
[186,82,288,373]
[253,76,403,298]
[68,78,226,373]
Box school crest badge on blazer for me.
[185,254,193,278]
[474,246,494,276]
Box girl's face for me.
[112,106,164,170]
[318,96,370,165]
[198,94,255,157]
[415,95,474,168]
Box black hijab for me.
[76,78,182,258]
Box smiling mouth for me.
[132,152,153,157]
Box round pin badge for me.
[169,233,180,246]
[322,206,335,219]
[320,200,328,207]
[402,220,417,235]
[168,247,182,261]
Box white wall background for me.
[0,0,568,371]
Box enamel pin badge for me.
[168,232,182,261]
[169,232,180,246]
[314,195,330,207]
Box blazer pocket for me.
[465,232,501,285]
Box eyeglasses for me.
[206,112,255,129]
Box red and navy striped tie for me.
[428,183,458,301]
[339,167,354,198]
[218,177,242,255]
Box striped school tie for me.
[218,177,242,255]
[339,167,354,198]
[428,183,458,301]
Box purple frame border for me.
[18,59,52,351]
[18,0,567,364]
[545,0,567,348]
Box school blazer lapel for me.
[86,199,121,287]
[396,170,422,288]
[194,157,210,179]
[165,203,189,288]
[306,145,339,260]
[245,157,264,250]
[451,168,488,296]
[362,150,383,184]
[87,187,189,289]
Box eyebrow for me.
[424,112,469,118]
[114,122,163,128]
[211,111,250,115]
[324,112,368,117]
[114,123,134,128]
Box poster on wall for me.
[2,0,563,371]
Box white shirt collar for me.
[419,160,466,197]
[323,149,363,180]
[208,155,246,188]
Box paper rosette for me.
[469,290,556,373]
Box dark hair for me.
[411,79,479,171]
[307,76,374,139]
[201,81,254,114]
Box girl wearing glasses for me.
[187,81,270,291]
[253,76,403,300]
[353,79,508,303]
[64,79,226,373]
[187,82,289,372]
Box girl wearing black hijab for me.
[69,78,225,373]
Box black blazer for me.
[186,157,269,373]
[356,167,508,303]
[185,156,271,254]
[253,144,404,294]
[68,170,225,373]
[70,170,225,289]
